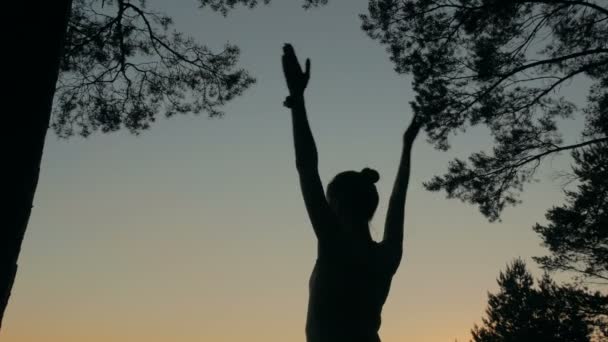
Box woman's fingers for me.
[282,43,310,93]
[283,43,304,75]
[283,43,294,55]
[305,58,311,83]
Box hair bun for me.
[360,168,380,184]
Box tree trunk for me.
[1,0,73,330]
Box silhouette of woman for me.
[282,43,422,342]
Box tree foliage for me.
[198,0,271,15]
[361,0,608,221]
[55,0,331,138]
[198,0,328,15]
[533,142,608,284]
[472,259,608,342]
[55,0,258,138]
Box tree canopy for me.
[360,0,608,293]
[198,0,328,15]
[54,0,328,138]
[533,142,608,284]
[55,0,257,137]
[361,0,608,221]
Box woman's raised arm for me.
[382,114,423,271]
[282,44,337,240]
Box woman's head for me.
[326,168,380,223]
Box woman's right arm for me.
[283,44,338,240]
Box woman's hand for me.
[282,43,311,99]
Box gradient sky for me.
[3,1,591,341]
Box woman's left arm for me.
[382,114,422,271]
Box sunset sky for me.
[3,1,590,341]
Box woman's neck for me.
[340,217,373,242]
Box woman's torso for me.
[306,235,396,342]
